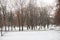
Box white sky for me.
[37,0,56,7]
[6,0,56,11]
[1,0,57,13]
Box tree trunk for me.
[1,26,3,36]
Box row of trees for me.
[0,0,58,36]
[0,4,49,30]
[0,0,51,31]
[10,2,51,30]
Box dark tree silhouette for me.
[54,0,60,25]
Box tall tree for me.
[39,7,50,29]
[54,0,60,25]
[0,0,3,36]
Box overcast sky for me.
[0,0,57,14]
[4,0,56,11]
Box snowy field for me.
[0,31,60,40]
[0,25,60,40]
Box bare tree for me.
[16,10,21,31]
[0,8,3,36]
[38,7,50,29]
[0,0,3,36]
[54,0,60,25]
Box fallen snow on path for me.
[0,31,60,40]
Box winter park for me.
[0,0,60,40]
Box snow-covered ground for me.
[0,31,60,40]
[0,25,60,40]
